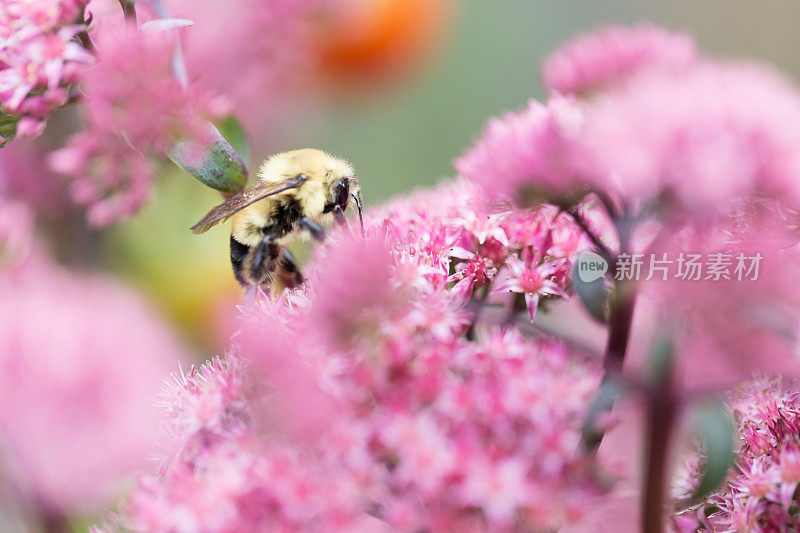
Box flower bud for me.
[169,122,248,194]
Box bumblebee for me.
[191,148,363,291]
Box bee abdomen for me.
[230,236,251,287]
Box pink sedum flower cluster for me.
[0,242,186,517]
[372,179,591,319]
[0,0,93,140]
[49,29,226,225]
[580,62,800,211]
[673,379,800,531]
[2,0,339,223]
[459,27,800,215]
[0,139,69,214]
[107,182,611,532]
[541,24,696,95]
[454,95,585,206]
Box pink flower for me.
[79,30,211,153]
[460,458,531,527]
[633,221,800,394]
[673,378,800,531]
[447,254,493,299]
[0,254,185,516]
[50,131,155,225]
[462,26,800,217]
[455,94,586,205]
[125,438,365,532]
[494,249,568,320]
[541,24,697,95]
[107,182,607,532]
[0,0,93,137]
[579,61,800,211]
[50,28,223,225]
[0,138,72,214]
[308,232,401,350]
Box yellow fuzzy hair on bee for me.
[190,148,362,292]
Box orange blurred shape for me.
[313,0,453,82]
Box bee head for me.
[323,167,363,234]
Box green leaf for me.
[169,123,248,194]
[690,402,736,504]
[0,112,18,148]
[215,115,250,166]
[572,252,609,322]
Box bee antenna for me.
[351,192,364,237]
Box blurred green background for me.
[110,0,800,353]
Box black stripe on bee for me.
[269,197,303,237]
[230,236,251,287]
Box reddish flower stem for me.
[575,199,639,451]
[602,283,636,376]
[641,388,677,533]
[75,7,95,51]
[566,207,614,265]
[39,507,69,533]
[580,283,637,451]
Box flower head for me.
[107,181,609,532]
[542,24,697,95]
[0,254,185,515]
[455,94,585,205]
[463,25,800,218]
[0,0,93,138]
[579,61,800,211]
[493,249,568,320]
[673,378,800,531]
[0,139,70,214]
[49,28,225,225]
[308,232,401,350]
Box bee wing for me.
[190,175,308,234]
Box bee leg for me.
[278,248,304,289]
[249,234,280,282]
[297,217,326,241]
